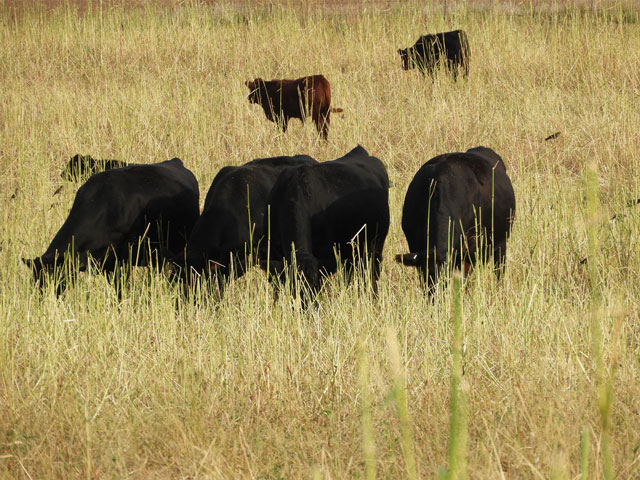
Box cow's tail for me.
[331,107,344,114]
[395,251,426,267]
[459,30,471,78]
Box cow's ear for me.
[245,80,254,89]
[22,257,41,272]
[397,49,402,55]
[395,252,423,267]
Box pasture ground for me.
[1,1,639,478]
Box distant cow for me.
[245,75,343,140]
[262,145,390,298]
[61,154,128,180]
[25,158,199,293]
[398,30,470,79]
[396,147,515,291]
[176,154,318,292]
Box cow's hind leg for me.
[451,61,459,81]
[493,240,508,280]
[313,108,330,140]
[424,250,450,297]
[370,249,384,298]
[273,115,288,133]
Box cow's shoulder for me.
[444,29,464,38]
[204,165,240,204]
[412,154,476,190]
[330,145,380,169]
[210,165,240,186]
[269,78,298,93]
[317,145,389,188]
[415,34,434,46]
[163,157,184,167]
[465,146,506,171]
[267,161,318,202]
[307,74,330,88]
[231,155,318,190]
[418,153,457,175]
[86,158,195,195]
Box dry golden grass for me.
[1,1,639,478]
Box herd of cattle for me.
[25,145,515,300]
[23,29,519,300]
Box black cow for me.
[262,145,390,298]
[61,154,128,180]
[398,30,470,79]
[25,158,199,293]
[176,154,318,291]
[396,147,515,291]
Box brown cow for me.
[245,74,343,140]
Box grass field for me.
[1,1,640,478]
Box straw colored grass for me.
[1,1,639,478]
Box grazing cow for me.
[245,75,343,140]
[398,30,470,79]
[262,145,390,298]
[24,158,199,293]
[61,154,128,180]
[176,154,318,291]
[396,147,515,291]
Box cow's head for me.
[395,252,425,268]
[245,79,262,104]
[23,250,79,295]
[395,251,433,288]
[62,154,88,179]
[173,253,230,297]
[22,256,54,289]
[397,48,410,70]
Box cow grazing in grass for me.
[396,146,515,291]
[245,75,343,140]
[61,154,128,180]
[25,158,199,294]
[262,145,389,299]
[398,30,470,79]
[175,154,318,293]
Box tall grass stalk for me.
[358,340,377,480]
[386,327,417,480]
[584,160,613,480]
[83,369,92,480]
[446,273,467,480]
[580,428,590,480]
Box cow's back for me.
[410,29,469,76]
[184,155,317,274]
[402,147,514,258]
[201,154,317,222]
[267,145,389,266]
[269,146,387,220]
[41,158,199,267]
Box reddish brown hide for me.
[245,74,343,140]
